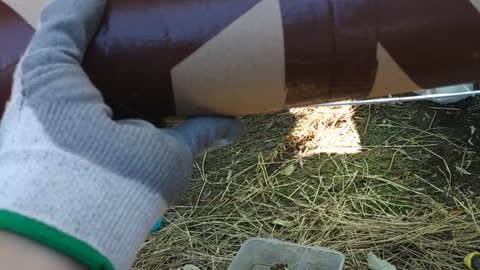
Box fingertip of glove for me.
[188,116,243,140]
[173,117,244,155]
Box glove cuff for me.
[0,210,114,270]
[0,150,168,270]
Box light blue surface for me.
[151,217,164,232]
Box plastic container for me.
[228,238,345,270]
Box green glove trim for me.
[0,210,114,270]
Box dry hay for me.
[287,105,361,155]
[133,101,480,270]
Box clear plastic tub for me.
[228,238,345,270]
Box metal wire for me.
[317,89,480,107]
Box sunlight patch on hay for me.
[287,105,362,155]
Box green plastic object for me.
[228,238,345,270]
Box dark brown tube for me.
[0,1,33,116]
[378,0,480,88]
[83,0,263,120]
[2,0,480,124]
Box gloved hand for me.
[0,1,242,270]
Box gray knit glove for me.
[0,1,242,270]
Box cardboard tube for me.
[1,0,480,124]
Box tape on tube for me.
[328,0,377,100]
[279,0,332,106]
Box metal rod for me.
[317,90,480,107]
